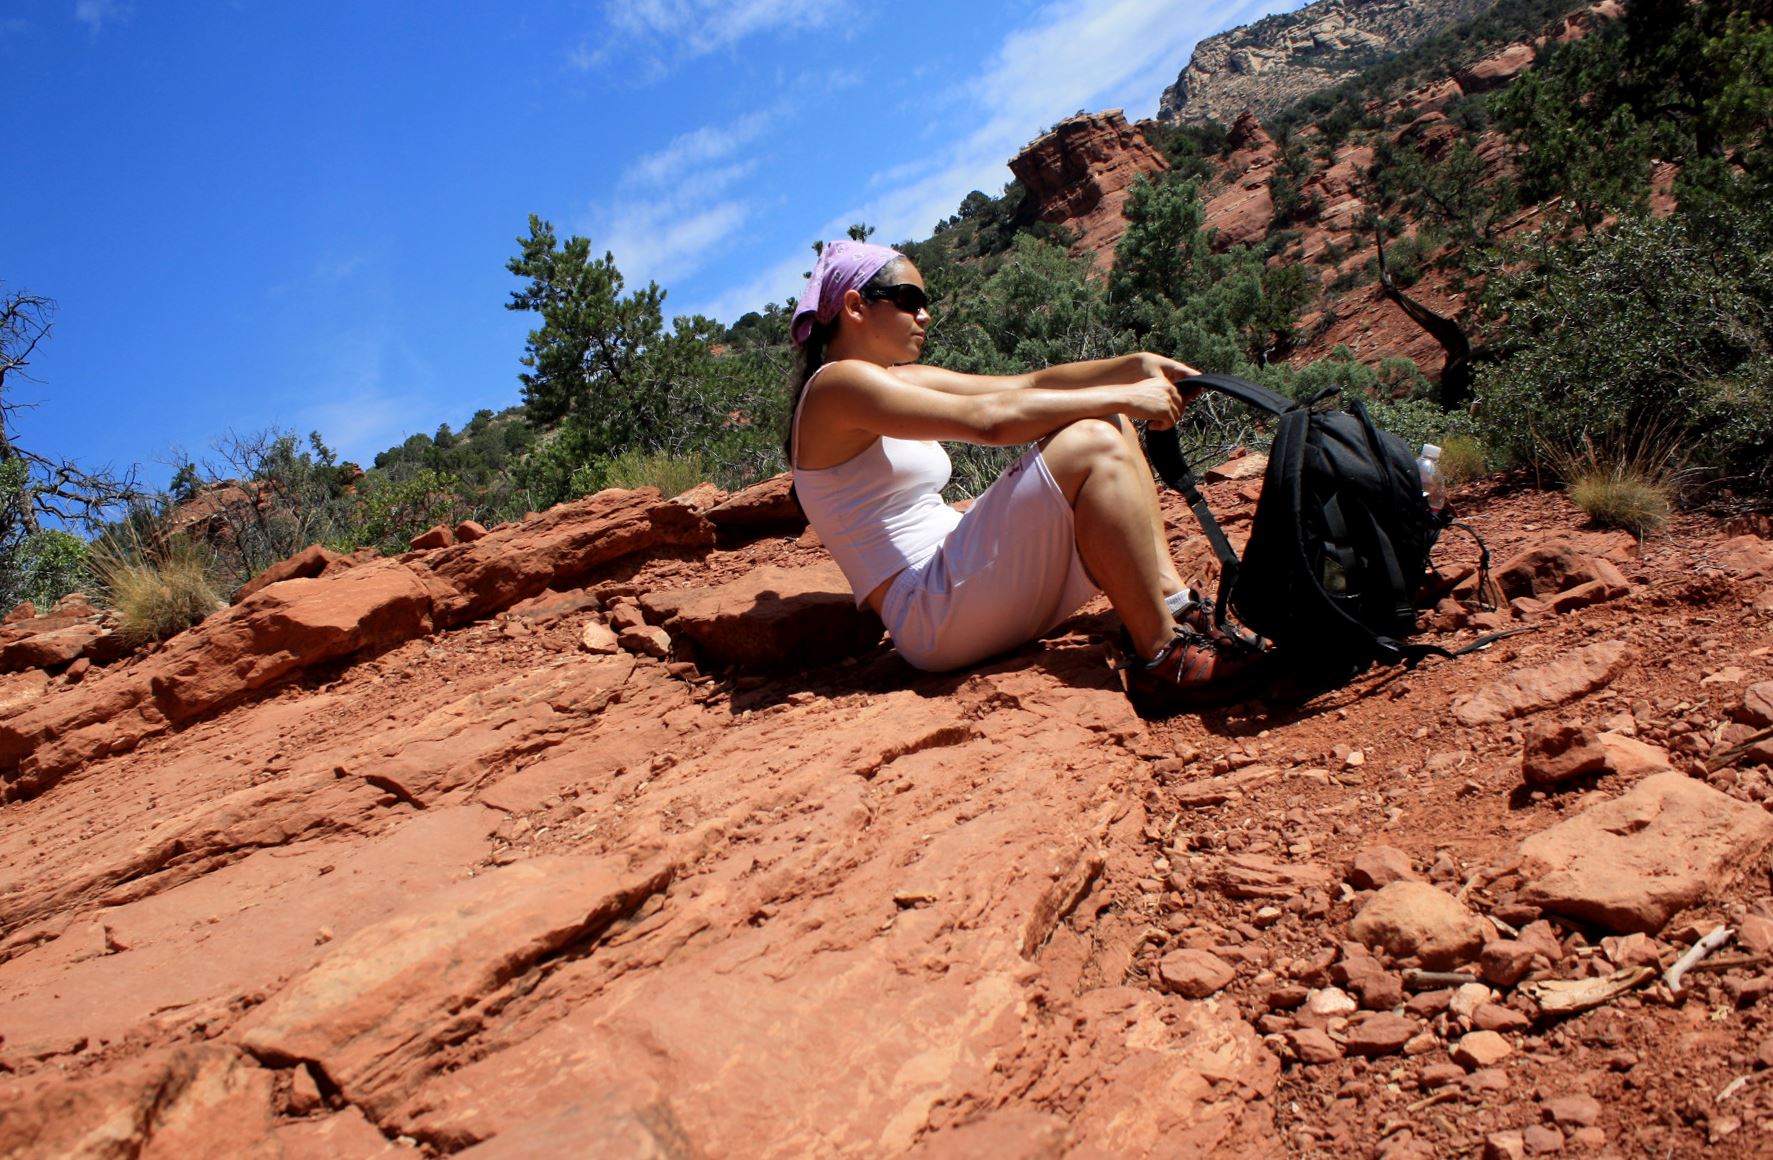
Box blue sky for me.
[4,0,1300,489]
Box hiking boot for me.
[1171,589,1266,652]
[1122,624,1276,715]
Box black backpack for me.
[1144,373,1456,696]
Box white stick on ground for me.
[1665,925,1734,993]
[1718,1074,1756,1103]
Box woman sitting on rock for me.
[787,239,1271,711]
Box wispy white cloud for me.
[600,197,754,292]
[574,0,861,77]
[585,108,781,290]
[691,248,815,324]
[264,251,371,300]
[74,0,128,34]
[312,254,368,284]
[290,327,430,464]
[627,109,773,188]
[605,0,856,59]
[823,0,1288,252]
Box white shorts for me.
[880,448,1100,672]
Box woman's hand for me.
[1121,377,1185,430]
[1129,353,1202,427]
[1136,352,1202,393]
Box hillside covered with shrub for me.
[3,0,1769,634]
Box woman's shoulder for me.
[812,357,886,380]
[814,358,940,393]
[802,359,904,404]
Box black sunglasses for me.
[861,282,929,314]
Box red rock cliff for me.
[1009,109,1168,267]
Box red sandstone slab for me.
[236,856,674,1117]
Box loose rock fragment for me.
[1740,681,1773,729]
[1208,853,1333,900]
[1157,949,1236,999]
[618,625,672,658]
[1287,1027,1344,1064]
[1350,881,1487,968]
[1521,1124,1565,1155]
[1451,641,1630,727]
[1344,1013,1420,1058]
[1453,1030,1515,1069]
[1450,982,1494,1022]
[1599,932,1663,971]
[408,525,454,551]
[1495,540,1613,600]
[288,1063,324,1115]
[1480,940,1540,987]
[1472,1003,1531,1033]
[1593,732,1675,778]
[579,620,620,654]
[1544,1094,1601,1128]
[1302,986,1358,1022]
[1520,722,1607,786]
[1518,772,1773,933]
[1348,846,1417,890]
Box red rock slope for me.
[1009,109,1169,271]
[3,474,1773,1157]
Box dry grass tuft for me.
[1435,435,1489,485]
[1547,431,1682,537]
[1568,468,1673,535]
[601,448,712,498]
[93,533,225,644]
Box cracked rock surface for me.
[2,473,1773,1158]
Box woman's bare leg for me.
[1039,418,1180,662]
[1103,414,1189,599]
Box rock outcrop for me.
[1008,110,1168,267]
[0,594,127,675]
[1158,0,1498,126]
[3,466,1773,1157]
[0,488,713,803]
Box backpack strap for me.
[1184,373,1295,415]
[1384,625,1542,668]
[1143,372,1299,496]
[1143,375,1308,632]
[1142,423,1242,624]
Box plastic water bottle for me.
[1417,443,1447,514]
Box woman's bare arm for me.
[891,352,1200,397]
[803,358,1184,453]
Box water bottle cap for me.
[1421,443,1442,460]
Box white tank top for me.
[791,365,963,606]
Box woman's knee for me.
[1042,418,1132,475]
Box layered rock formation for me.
[1009,110,1169,267]
[4,462,1773,1156]
[1158,0,1499,125]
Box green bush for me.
[0,529,91,612]
[347,469,466,556]
[1475,212,1773,490]
[1568,467,1672,536]
[1436,435,1490,484]
[1548,433,1679,535]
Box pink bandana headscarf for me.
[791,240,904,347]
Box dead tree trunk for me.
[1374,225,1474,409]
